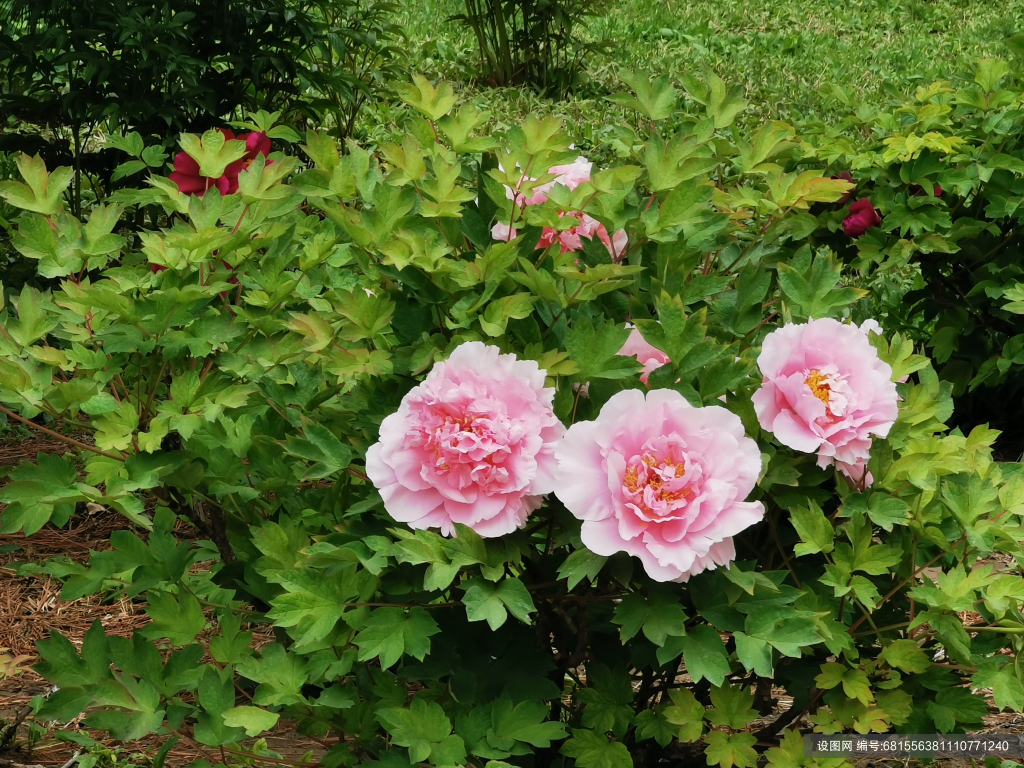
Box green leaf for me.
[578,666,634,737]
[680,625,731,686]
[558,548,608,590]
[880,640,930,674]
[462,578,536,630]
[282,422,354,480]
[867,494,911,531]
[378,699,464,765]
[910,611,972,663]
[264,568,357,645]
[973,661,1024,712]
[564,315,640,382]
[236,644,308,707]
[732,631,774,677]
[609,71,679,121]
[395,74,458,121]
[560,729,633,768]
[354,607,440,669]
[178,130,246,179]
[765,729,810,768]
[488,697,567,748]
[221,706,280,737]
[0,452,81,536]
[611,593,649,643]
[9,285,59,346]
[926,687,989,732]
[480,294,536,337]
[706,685,757,729]
[704,73,748,128]
[662,689,705,743]
[705,732,758,768]
[34,628,106,688]
[777,249,866,319]
[975,58,1011,92]
[814,662,873,705]
[142,590,206,646]
[0,154,73,214]
[790,501,835,556]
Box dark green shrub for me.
[797,61,1024,451]
[0,0,405,212]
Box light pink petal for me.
[771,409,824,453]
[554,421,613,521]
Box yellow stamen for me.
[805,370,831,404]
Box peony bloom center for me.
[803,365,850,419]
[621,437,701,524]
[414,396,521,493]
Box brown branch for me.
[0,404,126,461]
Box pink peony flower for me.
[842,199,881,237]
[492,214,627,260]
[751,318,898,475]
[618,326,670,385]
[493,155,629,262]
[506,156,593,206]
[836,458,873,489]
[554,389,764,582]
[365,342,564,538]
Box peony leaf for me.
[705,732,758,768]
[221,706,279,737]
[680,626,731,687]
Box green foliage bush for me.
[1,71,1023,768]
[0,0,405,212]
[787,60,1024,449]
[451,0,608,96]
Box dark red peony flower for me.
[843,199,881,238]
[168,129,272,198]
[169,128,237,196]
[908,184,943,197]
[831,171,854,205]
[243,132,272,161]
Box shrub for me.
[793,60,1024,448]
[0,73,1022,768]
[452,0,608,96]
[0,0,404,213]
[294,0,407,141]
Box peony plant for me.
[0,72,1022,768]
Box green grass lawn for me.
[398,0,1024,130]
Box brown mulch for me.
[0,437,323,766]
[0,438,75,468]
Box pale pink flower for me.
[491,212,627,261]
[492,155,629,262]
[858,319,883,337]
[366,342,564,538]
[506,156,593,206]
[752,318,898,477]
[554,389,764,582]
[836,458,873,489]
[618,326,670,385]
